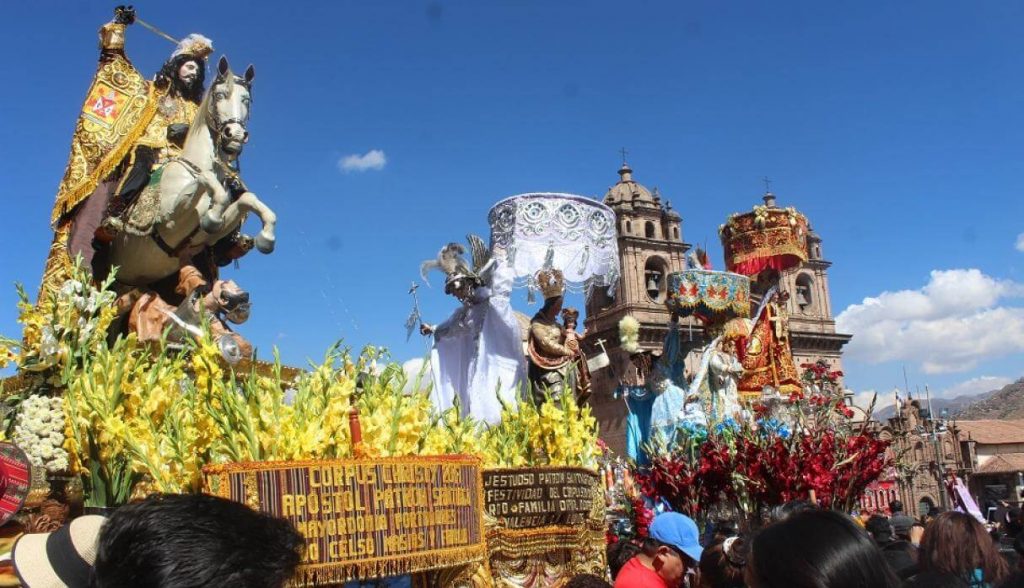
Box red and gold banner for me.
[203,455,486,586]
[51,53,155,227]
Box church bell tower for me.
[584,161,691,455]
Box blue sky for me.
[2,1,1023,406]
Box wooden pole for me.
[348,405,365,458]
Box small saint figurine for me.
[560,307,591,403]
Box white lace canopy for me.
[488,193,620,300]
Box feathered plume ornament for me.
[619,316,640,355]
[419,242,470,286]
[466,234,491,273]
[172,33,214,60]
[687,247,711,270]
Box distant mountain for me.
[955,379,1024,420]
[874,389,1000,421]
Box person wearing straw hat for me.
[12,515,105,588]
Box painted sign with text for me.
[483,466,602,529]
[203,455,485,585]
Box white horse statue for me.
[108,57,277,287]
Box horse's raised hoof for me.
[200,212,224,233]
[255,234,275,254]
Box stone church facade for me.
[583,162,851,455]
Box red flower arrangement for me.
[635,387,890,529]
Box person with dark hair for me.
[1007,507,1024,538]
[906,511,1010,588]
[865,514,918,579]
[608,539,643,580]
[745,509,900,588]
[766,499,817,523]
[615,512,702,588]
[709,521,738,545]
[1014,534,1024,573]
[890,500,915,541]
[565,573,613,588]
[12,493,303,588]
[92,493,304,588]
[698,536,747,588]
[998,571,1024,588]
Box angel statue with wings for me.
[419,235,525,424]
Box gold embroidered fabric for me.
[49,49,154,227]
[527,321,573,370]
[136,96,199,162]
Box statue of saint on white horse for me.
[107,57,276,288]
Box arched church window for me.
[673,227,679,240]
[645,222,656,239]
[918,497,935,517]
[625,220,632,234]
[795,274,814,311]
[644,256,668,302]
[914,442,925,462]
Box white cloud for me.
[401,358,432,394]
[338,149,387,173]
[934,375,1012,399]
[1016,233,1024,252]
[837,269,1024,374]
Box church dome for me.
[604,163,657,205]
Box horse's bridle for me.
[206,76,252,153]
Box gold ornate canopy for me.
[719,202,810,277]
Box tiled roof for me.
[956,420,1024,445]
[976,453,1024,475]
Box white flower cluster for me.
[13,395,69,473]
[60,278,113,317]
[35,279,118,364]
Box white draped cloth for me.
[429,260,525,424]
[709,350,744,421]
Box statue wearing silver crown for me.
[420,237,525,424]
[42,6,276,298]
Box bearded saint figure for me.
[41,7,214,295]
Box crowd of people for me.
[577,500,1024,588]
[14,491,1024,588]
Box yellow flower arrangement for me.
[479,389,600,469]
[2,263,603,507]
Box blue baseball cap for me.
[649,512,703,562]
